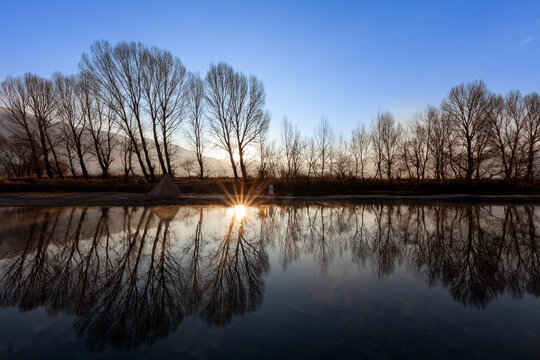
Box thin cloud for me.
[519,36,534,47]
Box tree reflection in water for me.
[0,204,538,351]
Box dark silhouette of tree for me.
[205,63,240,179]
[350,125,370,180]
[53,73,90,178]
[79,73,116,179]
[425,105,453,180]
[0,77,43,177]
[3,39,540,183]
[186,73,207,178]
[523,93,540,181]
[205,63,270,179]
[371,112,402,179]
[141,47,188,175]
[81,41,156,181]
[25,74,64,178]
[315,116,334,179]
[201,211,269,326]
[281,117,304,179]
[441,81,493,182]
[402,113,430,179]
[489,91,526,180]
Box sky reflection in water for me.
[0,204,538,359]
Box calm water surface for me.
[0,204,538,359]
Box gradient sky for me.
[1,0,539,140]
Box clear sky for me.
[1,0,539,139]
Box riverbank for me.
[2,177,539,196]
[1,192,540,207]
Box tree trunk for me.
[75,140,89,179]
[125,127,149,181]
[162,130,173,175]
[38,125,54,178]
[239,150,247,179]
[134,113,155,182]
[46,132,64,179]
[228,150,238,179]
[197,153,204,179]
[152,122,167,175]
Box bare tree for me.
[181,159,195,177]
[490,91,526,180]
[315,116,334,179]
[402,113,430,179]
[232,75,270,179]
[523,92,540,180]
[0,134,36,177]
[62,131,78,178]
[372,112,402,179]
[113,41,157,180]
[120,137,134,183]
[425,105,452,180]
[142,47,187,175]
[54,73,90,178]
[350,125,370,179]
[281,117,304,179]
[205,63,239,179]
[25,73,64,178]
[441,81,493,182]
[205,63,270,180]
[0,77,42,177]
[265,140,281,179]
[333,136,352,180]
[80,40,154,181]
[255,131,270,179]
[186,73,206,178]
[371,116,384,179]
[78,73,116,179]
[303,137,318,179]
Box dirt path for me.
[0,192,539,207]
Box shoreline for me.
[0,192,540,207]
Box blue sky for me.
[1,0,539,139]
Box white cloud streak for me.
[519,36,534,47]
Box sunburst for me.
[220,180,269,220]
[233,204,247,219]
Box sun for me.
[233,153,241,162]
[234,205,246,219]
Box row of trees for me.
[258,81,540,183]
[1,40,539,182]
[0,40,269,181]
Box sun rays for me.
[219,180,268,222]
[221,180,265,208]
